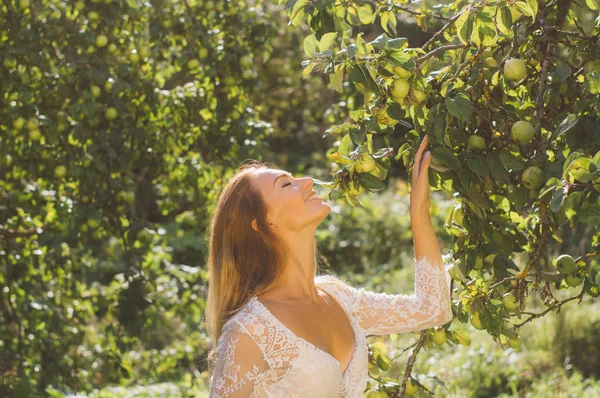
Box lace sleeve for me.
[340,256,453,336]
[209,320,266,397]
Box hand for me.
[409,134,432,217]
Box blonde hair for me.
[203,160,348,371]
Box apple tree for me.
[283,0,600,395]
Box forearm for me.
[410,211,444,269]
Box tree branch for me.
[421,10,466,50]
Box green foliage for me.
[0,0,337,394]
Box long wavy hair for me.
[203,160,348,371]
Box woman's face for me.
[251,168,331,233]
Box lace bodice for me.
[208,256,453,397]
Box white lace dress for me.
[209,256,453,397]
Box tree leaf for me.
[318,32,337,52]
[552,114,578,140]
[329,63,344,93]
[497,6,513,35]
[514,1,534,18]
[467,154,490,178]
[567,157,595,183]
[499,150,526,171]
[303,34,317,57]
[380,10,397,36]
[357,4,375,24]
[357,172,386,190]
[550,188,565,213]
[289,0,309,27]
[323,122,352,138]
[338,133,352,157]
[445,93,473,122]
[578,205,600,226]
[584,72,600,94]
[456,12,473,44]
[433,147,461,173]
[387,37,408,50]
[369,33,388,51]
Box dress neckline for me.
[250,285,358,378]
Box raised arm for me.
[339,255,453,336]
[209,321,266,397]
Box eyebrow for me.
[272,172,292,187]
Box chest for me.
[259,293,356,371]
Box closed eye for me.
[283,182,291,187]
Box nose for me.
[304,177,314,189]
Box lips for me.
[305,191,319,201]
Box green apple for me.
[19,0,30,9]
[390,78,410,102]
[13,117,26,130]
[95,34,108,48]
[454,329,471,346]
[502,292,519,311]
[139,47,150,58]
[374,106,398,126]
[3,58,17,69]
[366,392,387,398]
[432,328,447,345]
[54,165,67,178]
[474,256,484,270]
[565,273,583,287]
[392,65,412,78]
[507,336,522,349]
[87,218,100,228]
[555,254,576,274]
[108,43,118,54]
[88,11,99,20]
[355,153,376,173]
[91,85,101,98]
[347,182,365,196]
[199,48,209,59]
[104,78,114,92]
[521,166,544,190]
[187,58,200,70]
[511,120,534,144]
[129,51,140,63]
[470,311,485,330]
[410,88,428,104]
[240,55,253,69]
[29,129,42,140]
[117,191,135,204]
[74,0,85,10]
[242,69,257,79]
[504,58,526,81]
[405,379,417,396]
[162,19,172,28]
[105,107,118,120]
[468,135,486,149]
[205,0,215,10]
[26,118,38,131]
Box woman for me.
[206,135,453,397]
